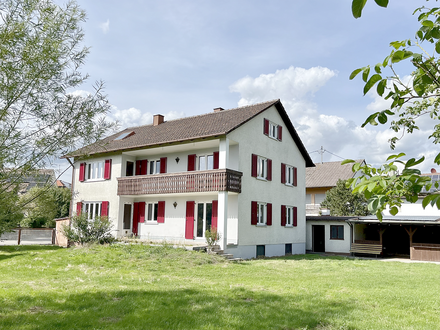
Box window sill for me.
[330,238,344,240]
[145,221,158,225]
[256,177,267,182]
[256,223,267,227]
[83,179,106,183]
[285,225,294,228]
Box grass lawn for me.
[0,244,439,330]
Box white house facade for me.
[66,100,315,259]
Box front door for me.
[196,203,212,238]
[313,225,325,252]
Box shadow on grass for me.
[0,245,61,253]
[0,287,354,330]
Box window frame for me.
[149,160,161,175]
[198,154,214,171]
[269,122,278,139]
[146,202,159,222]
[286,165,294,186]
[330,225,344,240]
[257,202,267,225]
[82,202,102,220]
[85,161,105,181]
[285,206,294,227]
[257,156,268,180]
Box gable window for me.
[264,118,282,141]
[330,225,344,240]
[251,154,272,181]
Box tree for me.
[320,180,370,216]
[20,186,71,228]
[345,0,440,219]
[0,0,115,235]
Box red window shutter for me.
[281,163,286,184]
[104,159,112,180]
[157,201,165,223]
[141,159,148,175]
[278,125,282,141]
[294,167,297,187]
[160,157,167,173]
[267,203,272,226]
[251,154,258,177]
[251,201,258,225]
[76,202,82,215]
[293,207,298,227]
[213,151,219,169]
[263,118,269,135]
[267,159,272,181]
[188,154,196,171]
[185,201,195,239]
[135,160,142,175]
[101,201,109,217]
[79,163,86,182]
[132,202,139,236]
[211,200,218,230]
[139,202,146,223]
[281,205,286,226]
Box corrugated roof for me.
[66,99,314,167]
[306,159,364,188]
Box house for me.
[305,160,365,254]
[18,169,56,195]
[305,159,365,215]
[65,99,315,259]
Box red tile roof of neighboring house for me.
[306,159,365,188]
[66,99,315,167]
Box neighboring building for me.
[65,100,314,259]
[305,159,365,215]
[56,180,71,189]
[18,169,56,195]
[348,169,440,262]
[305,159,364,255]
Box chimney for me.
[431,168,437,174]
[153,114,164,126]
[214,107,224,112]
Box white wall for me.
[227,105,306,255]
[306,220,351,254]
[383,200,440,216]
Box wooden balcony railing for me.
[117,169,243,195]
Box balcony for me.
[117,168,242,195]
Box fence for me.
[0,228,55,245]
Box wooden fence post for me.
[17,228,21,245]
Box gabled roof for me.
[66,99,314,167]
[306,159,364,188]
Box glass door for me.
[196,203,212,238]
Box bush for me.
[62,214,115,245]
[205,227,220,247]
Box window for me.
[126,161,134,176]
[147,203,158,222]
[263,118,282,141]
[256,245,265,258]
[285,243,292,255]
[81,201,108,219]
[86,161,104,180]
[330,225,344,240]
[257,202,266,225]
[281,163,297,186]
[281,205,297,227]
[251,201,272,226]
[251,154,272,181]
[149,160,161,174]
[199,155,214,170]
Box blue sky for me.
[57,0,437,180]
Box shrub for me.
[62,214,115,245]
[205,227,220,248]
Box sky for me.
[55,0,438,181]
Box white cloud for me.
[229,66,439,173]
[99,19,110,34]
[107,106,185,129]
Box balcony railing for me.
[117,168,243,195]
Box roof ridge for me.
[122,99,280,131]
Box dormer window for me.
[263,118,282,141]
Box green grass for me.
[0,244,439,330]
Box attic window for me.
[114,131,134,141]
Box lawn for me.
[0,244,439,330]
